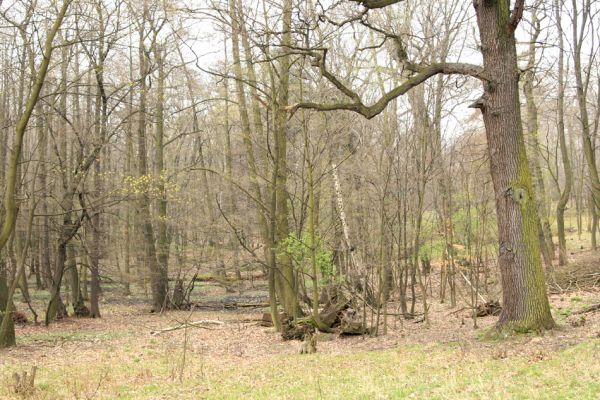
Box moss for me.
[496,0,511,32]
[496,117,556,332]
[570,296,583,303]
[500,317,555,335]
[478,326,511,341]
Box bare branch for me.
[289,62,485,119]
[509,0,526,31]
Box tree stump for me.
[12,366,37,396]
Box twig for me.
[150,320,224,336]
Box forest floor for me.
[1,259,600,399]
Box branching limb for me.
[288,62,485,119]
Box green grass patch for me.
[3,338,598,399]
[18,329,126,346]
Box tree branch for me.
[350,0,405,9]
[289,62,485,119]
[509,0,526,31]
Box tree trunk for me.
[273,0,298,317]
[0,0,70,255]
[523,9,554,263]
[154,44,170,310]
[474,0,554,331]
[137,3,166,311]
[572,0,599,249]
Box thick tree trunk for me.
[474,0,554,331]
[68,243,88,316]
[89,64,104,319]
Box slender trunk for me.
[0,192,36,347]
[572,0,600,247]
[0,0,70,254]
[137,4,166,311]
[523,11,554,263]
[408,86,430,326]
[273,0,297,317]
[154,44,169,309]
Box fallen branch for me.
[573,304,600,315]
[150,320,224,336]
[458,270,487,303]
[193,302,270,310]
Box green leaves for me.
[280,232,333,280]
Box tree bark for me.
[474,0,554,331]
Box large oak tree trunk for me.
[474,0,554,331]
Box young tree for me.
[555,0,572,266]
[0,0,72,347]
[571,0,599,250]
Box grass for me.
[17,329,126,346]
[2,334,599,399]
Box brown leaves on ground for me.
[1,289,598,370]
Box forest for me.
[0,0,599,398]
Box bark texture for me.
[474,0,554,331]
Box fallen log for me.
[150,320,224,336]
[339,310,369,335]
[192,301,270,311]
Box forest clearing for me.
[1,0,600,398]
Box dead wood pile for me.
[476,300,502,317]
[278,287,370,340]
[549,260,600,293]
